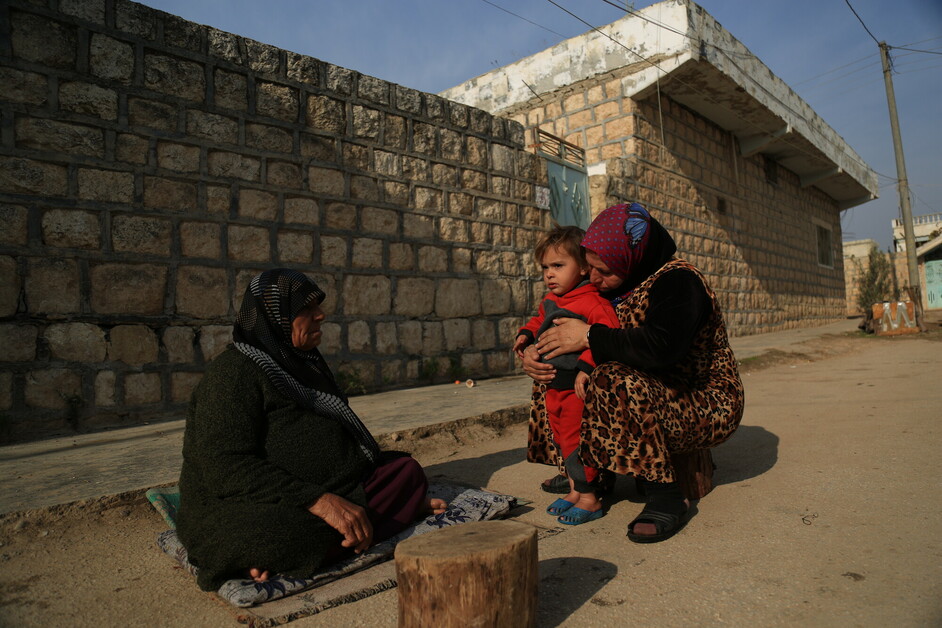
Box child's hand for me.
[512,335,528,359]
[575,371,590,400]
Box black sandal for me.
[541,471,615,496]
[595,470,615,496]
[626,498,689,543]
[540,474,570,494]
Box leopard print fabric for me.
[526,382,561,470]
[526,259,744,483]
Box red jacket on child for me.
[518,281,620,389]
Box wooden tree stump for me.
[672,448,715,500]
[395,520,538,628]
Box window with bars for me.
[815,223,834,268]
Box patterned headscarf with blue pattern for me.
[581,203,677,297]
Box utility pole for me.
[879,42,920,293]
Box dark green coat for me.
[177,347,373,591]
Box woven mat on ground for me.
[146,483,517,620]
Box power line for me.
[899,35,942,48]
[595,0,767,62]
[894,55,942,71]
[597,0,688,39]
[599,0,934,96]
[910,190,939,214]
[897,62,942,76]
[773,41,939,92]
[890,46,942,56]
[892,44,942,61]
[844,0,880,45]
[798,74,883,107]
[797,47,942,102]
[794,59,881,95]
[790,52,875,87]
[477,0,567,38]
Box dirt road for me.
[1,331,939,627]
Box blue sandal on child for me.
[546,498,574,515]
[557,507,605,525]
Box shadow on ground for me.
[538,556,619,627]
[712,424,779,485]
[420,423,779,496]
[423,446,529,489]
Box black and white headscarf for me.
[233,269,380,464]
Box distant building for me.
[892,212,942,252]
[843,223,942,316]
[916,233,942,310]
[889,212,942,311]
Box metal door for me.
[545,160,590,229]
[535,129,590,229]
[925,259,942,309]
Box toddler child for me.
[513,225,619,525]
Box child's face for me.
[541,245,588,296]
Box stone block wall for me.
[506,74,848,335]
[0,0,548,442]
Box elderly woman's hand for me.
[520,345,556,384]
[535,317,590,360]
[308,493,373,553]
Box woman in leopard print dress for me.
[521,203,744,543]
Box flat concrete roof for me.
[441,0,878,210]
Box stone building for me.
[442,0,878,336]
[0,0,880,443]
[0,0,549,442]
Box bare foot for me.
[631,522,657,536]
[559,489,580,508]
[248,567,269,583]
[426,497,447,515]
[572,492,602,513]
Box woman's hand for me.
[535,318,590,361]
[308,493,373,553]
[575,371,590,400]
[520,345,555,383]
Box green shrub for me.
[854,245,896,315]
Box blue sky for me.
[141,0,942,251]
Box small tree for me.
[854,245,896,318]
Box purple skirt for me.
[364,454,430,543]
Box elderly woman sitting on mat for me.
[176,269,446,591]
[522,203,744,543]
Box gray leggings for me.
[564,449,594,493]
